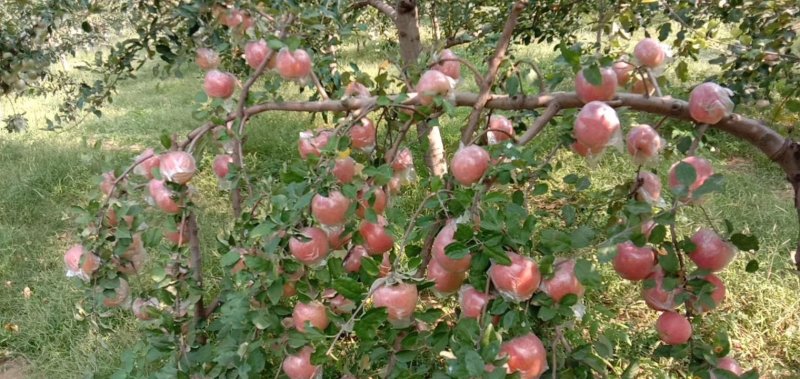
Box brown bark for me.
[394,0,422,68]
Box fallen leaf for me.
[4,323,19,332]
[22,287,32,299]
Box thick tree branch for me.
[359,0,397,20]
[443,24,494,49]
[460,1,528,144]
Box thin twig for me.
[310,70,330,100]
[687,124,709,156]
[95,151,154,227]
[518,101,560,145]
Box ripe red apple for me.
[115,234,147,275]
[575,67,618,103]
[426,259,466,295]
[642,266,682,311]
[712,356,743,378]
[64,244,100,281]
[332,157,357,183]
[343,245,368,273]
[160,151,196,184]
[298,130,332,159]
[416,69,452,105]
[275,48,312,80]
[132,297,159,321]
[244,39,274,70]
[102,278,130,308]
[344,82,371,98]
[390,147,414,172]
[487,115,515,145]
[213,154,234,179]
[689,228,736,272]
[282,346,320,379]
[688,82,735,124]
[133,148,160,179]
[349,117,376,152]
[372,282,418,327]
[451,144,490,186]
[571,141,591,157]
[359,216,394,255]
[612,61,634,86]
[634,38,666,68]
[432,49,461,80]
[689,273,726,313]
[540,258,584,303]
[311,191,350,227]
[203,70,236,99]
[148,179,180,214]
[326,225,351,250]
[642,220,656,240]
[656,311,692,345]
[292,301,330,332]
[431,220,472,272]
[164,220,189,246]
[100,171,117,198]
[573,101,621,155]
[636,171,662,204]
[631,78,656,96]
[218,7,243,27]
[356,186,387,218]
[329,294,356,314]
[379,252,392,277]
[289,227,330,266]
[458,285,491,319]
[195,48,220,71]
[614,241,656,281]
[489,252,541,302]
[626,124,663,164]
[499,334,548,379]
[668,156,714,197]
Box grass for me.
[1,30,799,378]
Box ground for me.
[0,36,799,378]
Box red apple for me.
[451,145,490,186]
[349,117,376,152]
[100,171,116,197]
[311,191,350,227]
[575,67,617,103]
[458,285,491,319]
[642,220,656,240]
[614,241,656,281]
[573,101,620,155]
[213,154,234,179]
[356,186,387,218]
[332,157,357,183]
[489,252,541,302]
[372,282,418,327]
[631,78,656,96]
[689,274,726,313]
[289,227,330,266]
[432,49,461,80]
[689,82,735,125]
[244,39,274,70]
[626,124,663,164]
[292,301,330,332]
[298,130,332,159]
[343,245,368,273]
[612,61,634,86]
[656,311,692,345]
[499,334,548,379]
[164,220,189,246]
[101,278,130,308]
[636,171,662,204]
[132,297,159,321]
[540,258,584,303]
[689,228,736,272]
[426,259,466,295]
[326,226,351,250]
[160,151,196,184]
[275,48,312,80]
[668,156,714,197]
[195,48,220,71]
[115,234,147,275]
[359,216,394,255]
[344,82,371,98]
[148,179,180,214]
[329,293,356,314]
[712,356,744,378]
[642,266,682,311]
[203,70,236,99]
[379,252,392,277]
[416,69,452,105]
[390,147,414,172]
[487,115,515,145]
[64,244,100,281]
[571,141,591,157]
[634,38,666,68]
[431,220,472,272]
[133,148,160,179]
[282,346,320,379]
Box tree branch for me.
[359,0,397,20]
[460,1,528,144]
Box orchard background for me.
[1,0,800,378]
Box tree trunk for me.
[394,0,422,68]
[426,126,448,177]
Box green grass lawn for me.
[1,35,799,378]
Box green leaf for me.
[676,61,689,82]
[570,226,596,249]
[415,308,444,323]
[445,242,471,259]
[659,247,680,274]
[583,65,602,86]
[649,224,667,244]
[333,277,366,300]
[81,21,92,33]
[159,131,172,149]
[464,350,485,376]
[674,162,697,189]
[574,259,602,287]
[786,99,800,113]
[220,250,241,267]
[506,76,520,97]
[361,256,379,276]
[483,245,512,265]
[692,174,725,199]
[745,259,759,273]
[621,360,640,379]
[730,233,759,251]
